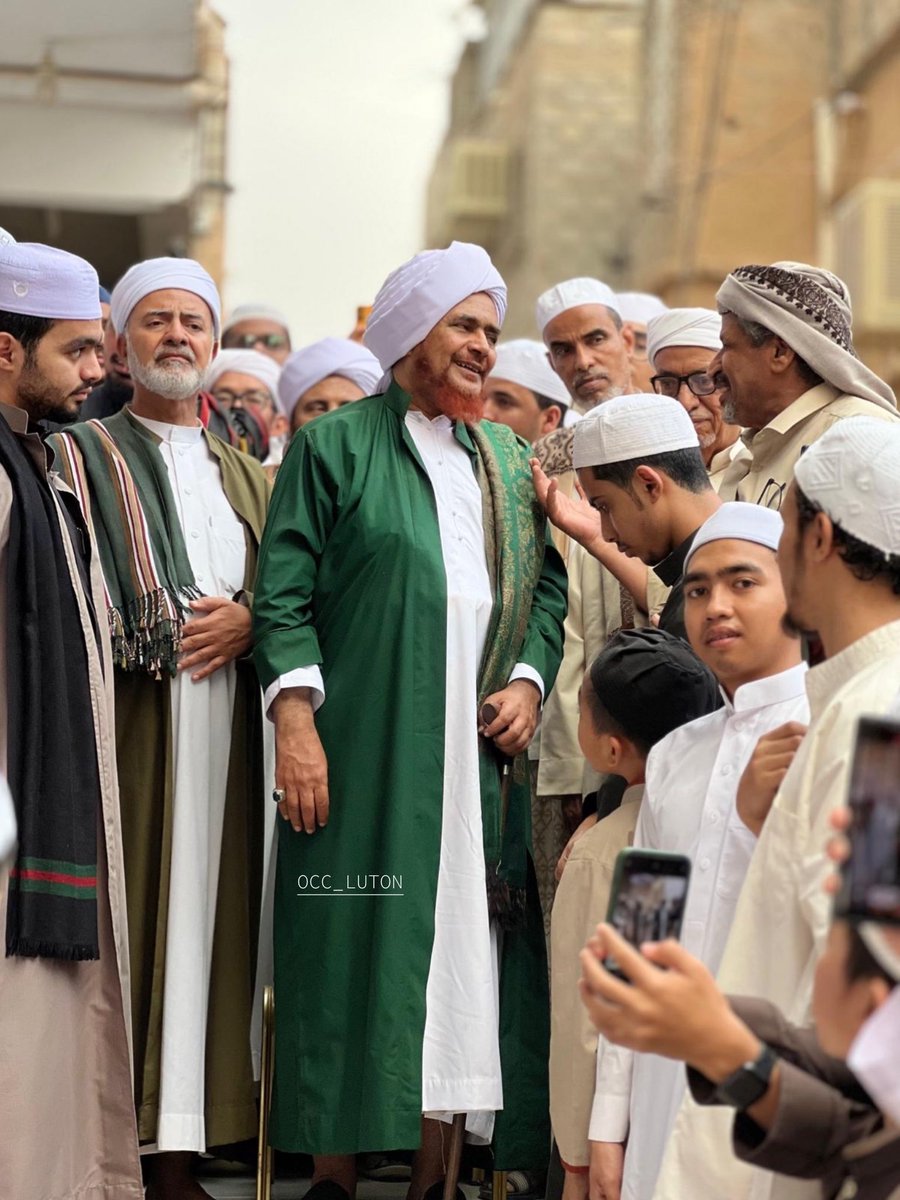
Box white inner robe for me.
[133,415,246,1153]
[407,410,503,1140]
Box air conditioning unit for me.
[445,138,510,221]
[833,179,900,332]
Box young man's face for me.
[577,466,669,565]
[483,376,561,444]
[14,319,103,424]
[683,539,799,695]
[290,375,365,434]
[544,304,633,410]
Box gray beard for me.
[127,342,202,402]
[572,382,627,416]
[722,396,739,425]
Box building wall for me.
[635,0,828,309]
[426,0,646,337]
[0,0,228,288]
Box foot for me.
[146,1152,212,1200]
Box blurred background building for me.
[427,0,900,387]
[0,0,229,289]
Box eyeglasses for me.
[213,387,275,411]
[650,372,719,399]
[223,332,288,351]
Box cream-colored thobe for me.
[718,383,900,508]
[656,620,900,1200]
[549,786,643,1168]
[590,665,810,1200]
[132,416,246,1153]
[0,404,142,1198]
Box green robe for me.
[253,383,567,1164]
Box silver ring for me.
[272,787,286,805]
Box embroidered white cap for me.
[572,393,700,469]
[489,338,569,407]
[0,241,100,321]
[793,417,900,556]
[685,502,784,571]
[535,277,621,335]
[204,349,282,399]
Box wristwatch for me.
[714,1043,778,1110]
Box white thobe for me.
[132,416,247,1153]
[656,620,900,1200]
[590,664,810,1200]
[265,409,543,1135]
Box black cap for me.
[589,627,719,751]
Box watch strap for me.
[714,1043,778,1110]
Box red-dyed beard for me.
[433,381,485,425]
[410,352,485,425]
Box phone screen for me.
[837,716,900,923]
[603,849,691,978]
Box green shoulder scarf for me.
[49,409,268,677]
[470,422,546,927]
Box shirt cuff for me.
[263,667,325,719]
[588,1089,630,1143]
[509,662,545,704]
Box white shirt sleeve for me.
[589,1036,633,1142]
[263,667,325,720]
[509,662,545,704]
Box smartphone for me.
[603,848,692,979]
[836,716,900,924]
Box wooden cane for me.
[492,1170,508,1200]
[256,984,275,1200]
[443,1112,467,1200]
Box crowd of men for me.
[1,225,899,1200]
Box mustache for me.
[574,369,607,389]
[154,344,197,364]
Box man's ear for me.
[542,404,564,435]
[768,335,798,377]
[809,510,838,563]
[116,329,129,366]
[606,734,624,767]
[633,464,664,502]
[620,322,636,355]
[0,332,19,373]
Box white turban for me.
[278,338,381,416]
[111,257,221,337]
[204,349,281,398]
[717,262,895,413]
[223,303,291,335]
[364,242,507,393]
[573,393,700,470]
[793,417,900,557]
[490,339,569,407]
[647,307,722,368]
[536,277,621,335]
[616,292,668,325]
[0,241,100,321]
[685,502,783,572]
[0,226,15,248]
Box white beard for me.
[572,382,627,416]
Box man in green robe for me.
[253,242,567,1200]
